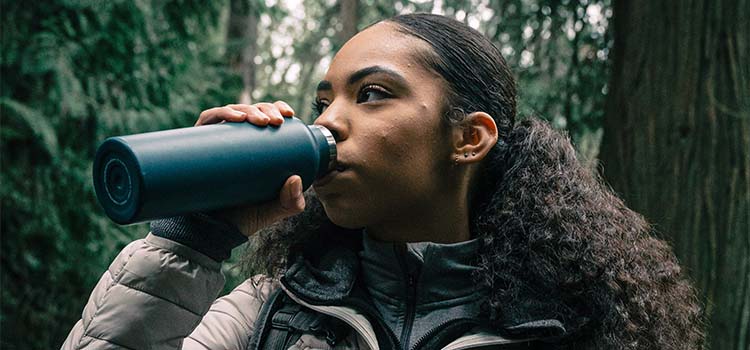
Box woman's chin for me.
[320,201,367,229]
[326,213,365,230]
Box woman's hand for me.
[197,102,305,237]
[195,101,294,127]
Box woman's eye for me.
[312,98,329,115]
[356,85,391,104]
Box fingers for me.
[251,103,284,126]
[196,101,295,127]
[273,101,295,117]
[227,104,274,126]
[196,106,247,126]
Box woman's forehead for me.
[324,22,434,84]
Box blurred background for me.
[0,0,747,349]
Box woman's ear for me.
[451,112,498,164]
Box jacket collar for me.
[279,227,567,345]
[359,231,483,308]
[281,246,359,304]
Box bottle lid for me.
[309,125,337,172]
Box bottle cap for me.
[309,125,337,172]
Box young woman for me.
[63,14,704,350]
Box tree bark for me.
[600,0,749,349]
[226,0,259,103]
[338,0,359,44]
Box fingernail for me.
[232,110,246,117]
[283,103,294,115]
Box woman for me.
[63,14,704,350]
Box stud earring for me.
[471,151,477,156]
[464,152,469,158]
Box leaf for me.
[0,98,59,159]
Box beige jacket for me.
[62,234,531,350]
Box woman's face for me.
[312,22,457,229]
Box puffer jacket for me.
[61,233,545,350]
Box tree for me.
[226,0,261,103]
[0,1,232,348]
[600,1,749,348]
[338,0,360,43]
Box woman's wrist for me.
[149,213,248,262]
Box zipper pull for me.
[308,324,336,346]
[325,329,338,346]
[407,274,416,303]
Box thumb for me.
[277,175,306,216]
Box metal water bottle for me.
[92,117,336,224]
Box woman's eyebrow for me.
[315,66,407,92]
[347,66,407,86]
[316,80,332,92]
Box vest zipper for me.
[396,244,418,350]
[402,273,417,349]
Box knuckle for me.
[257,103,280,115]
[230,103,249,110]
[248,109,264,118]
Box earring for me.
[464,152,469,158]
[453,156,460,165]
[471,151,477,156]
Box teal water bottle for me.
[92,117,336,224]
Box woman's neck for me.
[365,163,476,244]
[365,203,472,244]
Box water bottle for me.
[92,117,336,224]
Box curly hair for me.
[242,13,704,349]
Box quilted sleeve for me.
[61,234,226,350]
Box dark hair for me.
[243,13,704,349]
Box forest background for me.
[1,0,747,349]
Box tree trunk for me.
[338,0,359,44]
[226,0,259,103]
[600,1,749,349]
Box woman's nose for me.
[312,105,348,143]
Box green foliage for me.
[0,1,237,348]
[0,0,611,348]
[495,0,611,161]
[249,0,611,153]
